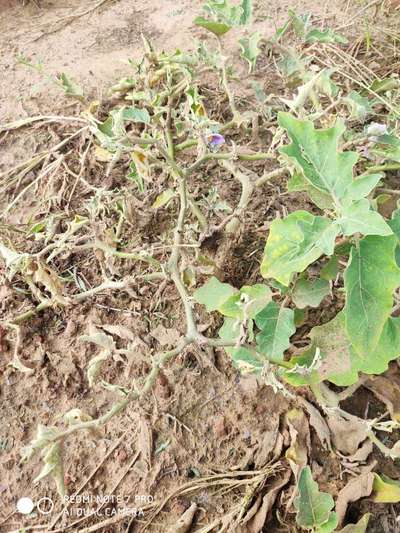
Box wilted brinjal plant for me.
[2,0,400,530]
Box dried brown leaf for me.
[138,416,153,468]
[300,398,332,451]
[254,416,280,469]
[167,502,197,533]
[336,470,374,526]
[326,413,367,456]
[101,324,135,341]
[244,470,291,533]
[285,409,310,478]
[364,376,400,422]
[151,325,181,347]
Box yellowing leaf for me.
[152,189,176,209]
[94,145,113,162]
[373,473,400,503]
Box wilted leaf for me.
[34,442,65,497]
[305,28,348,44]
[294,466,336,531]
[261,211,339,286]
[255,301,295,361]
[292,278,330,309]
[343,91,373,120]
[239,31,262,72]
[57,72,84,99]
[336,471,374,525]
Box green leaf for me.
[373,474,400,503]
[344,235,400,356]
[344,173,383,200]
[278,112,358,204]
[292,278,330,309]
[320,255,339,281]
[317,512,339,533]
[239,31,261,73]
[122,107,151,124]
[287,173,333,210]
[337,513,370,532]
[219,284,272,319]
[193,276,238,312]
[295,466,335,530]
[239,0,252,24]
[151,189,176,209]
[305,28,348,44]
[338,198,393,237]
[261,211,339,286]
[255,301,295,361]
[194,16,231,35]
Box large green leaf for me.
[295,466,336,531]
[261,211,339,286]
[284,312,400,387]
[255,301,295,361]
[278,112,358,204]
[338,198,393,237]
[344,235,400,356]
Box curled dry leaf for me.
[244,469,291,533]
[326,413,367,456]
[167,502,197,533]
[336,470,374,526]
[151,325,181,347]
[101,324,136,341]
[138,416,153,469]
[299,398,332,451]
[341,439,373,466]
[364,376,400,422]
[253,415,280,468]
[285,409,311,478]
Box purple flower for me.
[208,133,225,149]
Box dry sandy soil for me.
[1,1,400,532]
